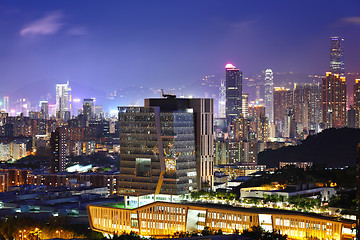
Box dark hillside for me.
[258,128,360,168]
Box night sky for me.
[1,1,360,104]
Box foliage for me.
[242,226,287,240]
[0,216,102,239]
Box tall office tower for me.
[225,63,242,125]
[55,82,71,121]
[264,69,274,124]
[330,36,345,75]
[273,87,293,126]
[321,72,347,128]
[354,79,360,128]
[3,97,9,113]
[242,93,249,118]
[50,127,67,173]
[118,106,197,195]
[40,101,48,119]
[218,79,226,118]
[145,97,214,190]
[293,83,321,133]
[83,98,94,121]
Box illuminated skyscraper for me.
[321,72,347,128]
[3,96,9,113]
[118,105,197,195]
[55,82,71,121]
[50,127,67,173]
[274,87,293,135]
[274,87,293,124]
[242,93,249,118]
[354,79,360,128]
[145,97,214,190]
[264,69,274,124]
[293,83,321,133]
[225,63,242,125]
[330,36,344,75]
[218,79,226,118]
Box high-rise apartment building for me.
[264,69,274,123]
[273,87,293,125]
[330,36,345,75]
[225,64,242,125]
[145,97,214,190]
[293,83,321,133]
[56,82,71,121]
[354,79,360,128]
[3,97,9,113]
[50,127,67,173]
[83,98,94,121]
[118,106,197,195]
[321,72,347,128]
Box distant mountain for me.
[258,128,360,168]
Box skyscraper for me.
[56,82,71,121]
[145,97,214,190]
[118,106,197,195]
[330,36,345,75]
[218,79,226,118]
[40,100,48,119]
[354,79,360,128]
[50,127,67,173]
[321,72,347,128]
[264,69,274,124]
[242,93,249,118]
[273,87,293,125]
[3,96,9,113]
[293,83,321,133]
[225,63,242,125]
[83,98,94,121]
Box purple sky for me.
[1,1,360,105]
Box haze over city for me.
[1,0,360,110]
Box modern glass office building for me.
[118,106,197,196]
[330,36,344,75]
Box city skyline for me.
[0,1,360,102]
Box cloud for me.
[67,26,87,35]
[20,11,63,37]
[339,16,360,25]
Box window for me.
[136,158,151,177]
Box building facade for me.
[50,127,67,173]
[264,69,274,124]
[87,201,355,239]
[321,72,347,128]
[55,82,71,121]
[330,36,344,76]
[225,64,242,125]
[118,106,197,195]
[145,97,214,190]
[293,83,321,133]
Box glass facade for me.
[118,107,197,195]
